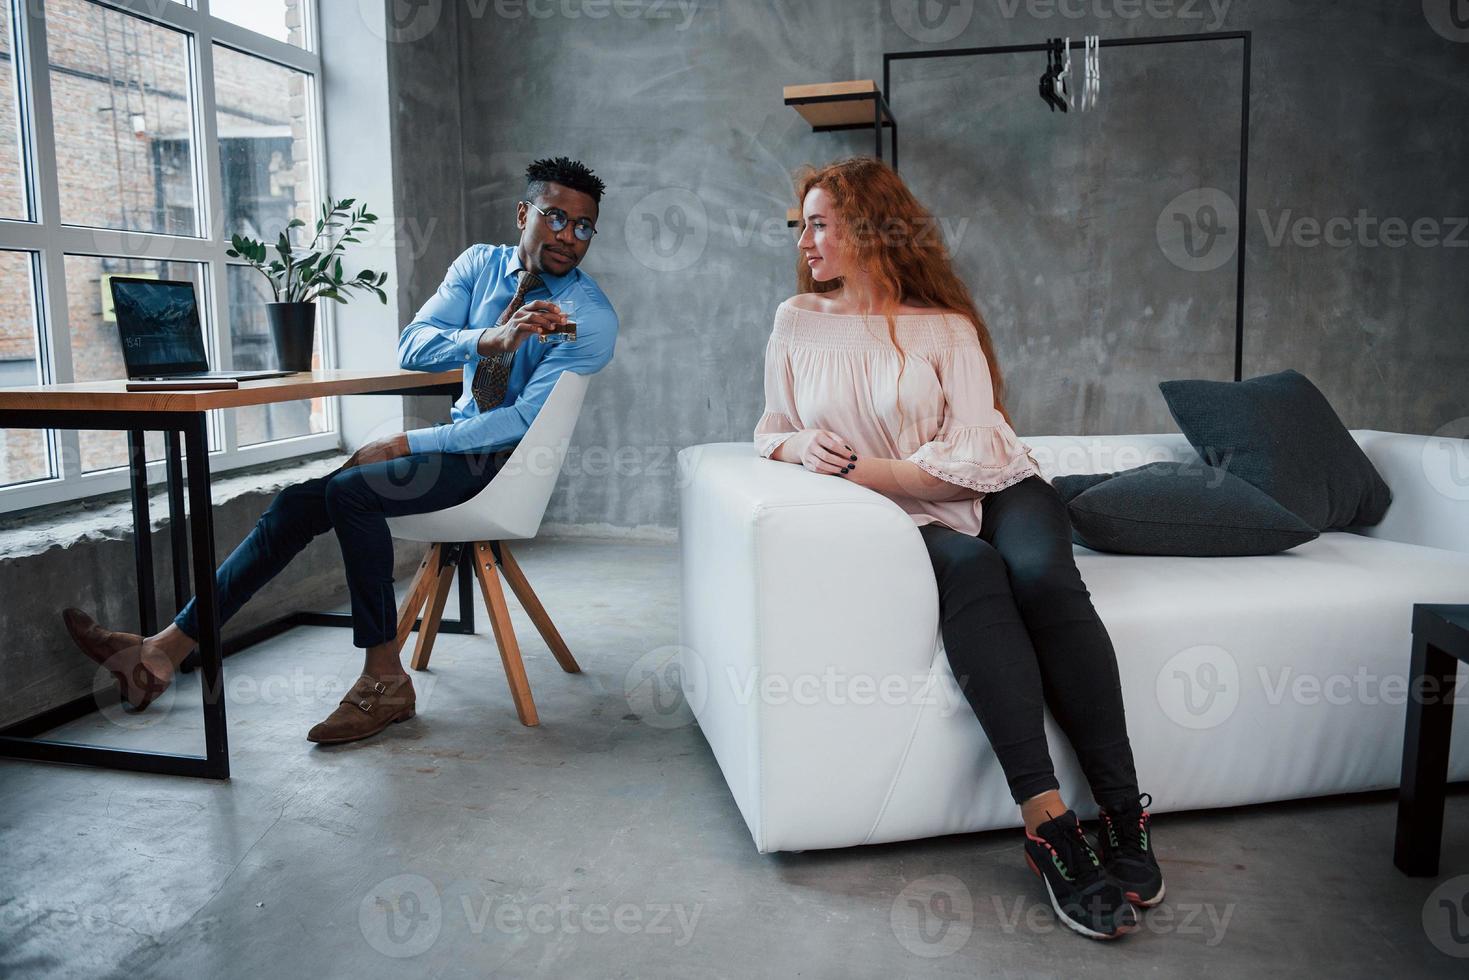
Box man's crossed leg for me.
[64,449,501,744]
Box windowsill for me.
[0,450,349,561]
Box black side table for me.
[1395,603,1469,876]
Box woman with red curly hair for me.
[755,157,1163,941]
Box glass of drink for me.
[539,298,577,343]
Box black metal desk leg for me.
[165,430,189,611]
[167,432,201,675]
[183,413,229,778]
[1395,634,1459,876]
[126,430,157,636]
[457,543,476,631]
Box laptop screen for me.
[110,277,210,377]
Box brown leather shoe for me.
[307,673,416,745]
[61,608,172,710]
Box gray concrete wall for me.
[381,0,1468,530]
[383,0,471,437]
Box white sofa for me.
[676,430,1469,853]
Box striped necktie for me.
[471,270,544,410]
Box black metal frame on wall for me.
[883,31,1253,383]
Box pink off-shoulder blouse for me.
[753,299,1042,537]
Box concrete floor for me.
[2,538,1466,978]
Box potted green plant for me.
[226,196,389,372]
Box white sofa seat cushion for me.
[678,436,1469,853]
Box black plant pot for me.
[267,302,317,373]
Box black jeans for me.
[919,474,1140,810]
[175,451,502,649]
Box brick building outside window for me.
[0,0,332,502]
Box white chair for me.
[386,370,591,726]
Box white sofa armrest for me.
[1350,429,1469,554]
[676,443,943,853]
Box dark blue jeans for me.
[919,474,1140,810]
[175,451,502,649]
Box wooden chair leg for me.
[409,559,457,672]
[497,542,581,674]
[393,543,442,654]
[471,541,539,727]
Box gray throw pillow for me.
[1054,461,1320,556]
[1158,368,1391,531]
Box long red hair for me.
[794,157,1015,429]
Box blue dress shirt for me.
[398,243,618,454]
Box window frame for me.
[0,0,337,516]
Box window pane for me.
[0,251,50,487]
[64,255,209,472]
[214,44,313,246]
[211,0,307,49]
[0,3,29,220]
[46,0,198,235]
[227,264,327,447]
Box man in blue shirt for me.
[62,157,618,745]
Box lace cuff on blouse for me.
[906,424,1040,493]
[754,412,801,459]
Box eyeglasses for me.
[523,201,597,241]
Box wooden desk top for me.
[0,369,462,414]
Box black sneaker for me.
[1024,809,1138,940]
[1097,793,1166,908]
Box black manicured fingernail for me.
[849,455,857,461]
[841,466,850,474]
[848,462,856,469]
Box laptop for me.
[110,276,293,381]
